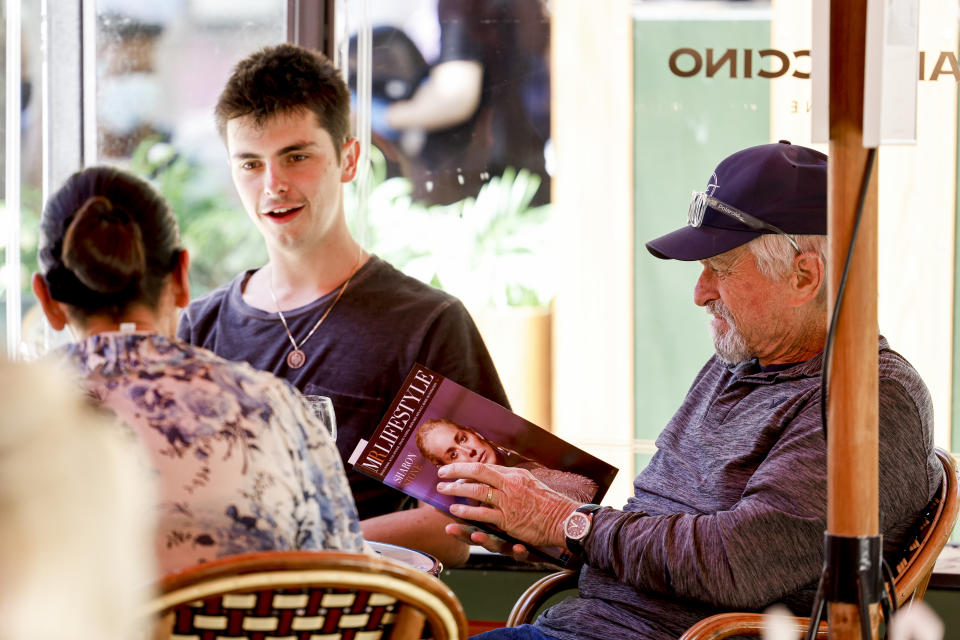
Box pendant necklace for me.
[267,256,361,369]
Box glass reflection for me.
[345,0,551,206]
[92,1,284,299]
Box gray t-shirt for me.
[177,255,509,520]
[536,337,940,640]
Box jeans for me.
[471,624,561,640]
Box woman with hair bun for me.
[32,166,366,574]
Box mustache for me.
[706,300,735,324]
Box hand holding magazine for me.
[350,364,618,566]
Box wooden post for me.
[827,0,880,637]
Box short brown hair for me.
[215,43,351,161]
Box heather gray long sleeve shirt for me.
[536,337,939,640]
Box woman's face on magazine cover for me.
[422,421,497,466]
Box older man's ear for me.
[792,252,826,306]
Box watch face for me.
[565,512,590,539]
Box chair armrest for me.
[678,612,827,640]
[506,569,578,627]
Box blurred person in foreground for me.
[436,142,940,640]
[32,166,366,576]
[0,357,154,640]
[177,43,508,567]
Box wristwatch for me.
[563,504,603,555]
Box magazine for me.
[349,363,619,567]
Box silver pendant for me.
[286,349,306,369]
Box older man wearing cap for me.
[436,141,940,640]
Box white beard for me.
[707,301,752,365]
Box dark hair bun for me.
[61,196,146,295]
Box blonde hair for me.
[416,419,466,467]
[0,358,156,640]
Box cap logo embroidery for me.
[705,173,719,197]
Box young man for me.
[177,43,509,567]
[437,142,940,639]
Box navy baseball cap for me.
[645,140,827,261]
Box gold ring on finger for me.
[486,487,494,505]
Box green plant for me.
[129,138,267,297]
[1,185,45,356]
[346,147,555,310]
[128,138,555,309]
[1,186,42,299]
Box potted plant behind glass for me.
[347,149,556,428]
[128,138,268,298]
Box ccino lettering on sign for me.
[669,48,960,82]
[668,48,810,79]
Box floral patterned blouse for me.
[63,332,366,575]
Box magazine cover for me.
[349,363,619,566]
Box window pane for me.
[93,0,285,297]
[345,0,551,208]
[631,1,775,476]
[2,0,44,359]
[344,0,556,427]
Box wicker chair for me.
[507,448,959,639]
[145,550,468,640]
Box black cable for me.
[819,147,877,438]
[804,572,827,640]
[881,557,898,616]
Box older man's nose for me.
[694,267,718,307]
